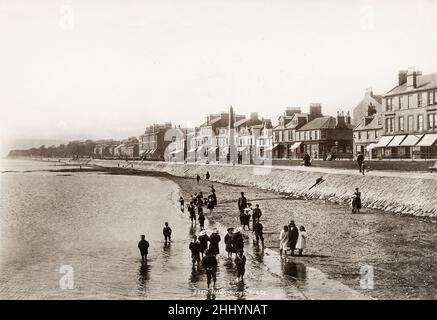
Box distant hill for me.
[0,138,69,158]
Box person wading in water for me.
[235,249,246,282]
[253,220,265,248]
[138,235,150,262]
[202,249,218,289]
[288,220,299,256]
[163,222,172,245]
[189,235,201,267]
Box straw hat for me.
[199,230,207,236]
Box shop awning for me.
[387,135,406,147]
[149,149,156,155]
[290,142,302,150]
[196,146,203,152]
[416,133,437,147]
[237,146,247,152]
[208,146,218,153]
[188,148,196,153]
[366,143,377,151]
[264,144,278,151]
[399,134,423,147]
[374,136,394,148]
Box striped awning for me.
[416,133,437,147]
[374,136,394,148]
[399,134,423,147]
[387,135,406,147]
[290,142,302,150]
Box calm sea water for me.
[0,159,301,300]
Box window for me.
[418,93,423,108]
[366,131,370,140]
[428,113,437,130]
[314,130,318,140]
[408,95,413,108]
[428,91,435,105]
[385,118,394,133]
[375,130,379,138]
[386,98,393,111]
[399,96,404,109]
[418,114,424,131]
[398,116,404,132]
[408,115,414,132]
[434,91,437,104]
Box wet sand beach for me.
[91,163,436,300]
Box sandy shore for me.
[35,159,437,299]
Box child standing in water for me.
[279,226,289,256]
[296,226,307,256]
[138,235,150,262]
[198,207,205,230]
[234,249,246,282]
[163,222,172,244]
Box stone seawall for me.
[93,160,437,218]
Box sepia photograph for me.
[0,0,436,307]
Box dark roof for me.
[354,116,382,131]
[385,73,437,96]
[298,117,336,131]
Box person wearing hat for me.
[224,228,234,258]
[189,235,201,267]
[198,207,206,230]
[188,203,196,224]
[198,230,209,258]
[163,222,172,244]
[232,227,244,254]
[353,188,362,213]
[288,220,299,256]
[234,249,246,282]
[238,192,247,215]
[202,249,218,289]
[252,220,265,248]
[208,229,221,256]
[138,235,150,262]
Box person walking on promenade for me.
[234,249,246,282]
[288,220,299,256]
[253,220,264,248]
[179,196,185,212]
[138,235,150,262]
[198,207,206,230]
[232,227,245,253]
[361,161,366,176]
[163,222,172,244]
[202,250,218,289]
[189,235,201,267]
[357,152,364,173]
[196,174,201,184]
[296,226,307,256]
[252,204,262,230]
[224,228,234,258]
[352,188,362,213]
[188,203,197,224]
[198,230,209,258]
[206,171,210,180]
[303,152,311,167]
[238,192,247,215]
[208,229,221,256]
[279,226,289,256]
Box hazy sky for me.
[1,0,437,152]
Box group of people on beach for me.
[279,221,307,256]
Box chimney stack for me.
[398,70,408,86]
[229,105,235,129]
[345,111,351,125]
[407,67,422,89]
[365,87,373,97]
[336,110,346,128]
[309,103,322,121]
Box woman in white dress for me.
[296,226,307,256]
[279,225,289,256]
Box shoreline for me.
[7,158,435,299]
[91,159,437,218]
